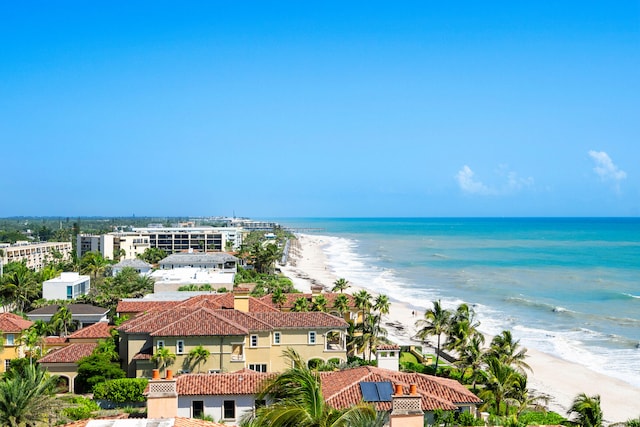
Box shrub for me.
[518,410,567,426]
[62,396,100,421]
[93,378,149,403]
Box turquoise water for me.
[274,218,640,387]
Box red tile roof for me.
[259,292,357,311]
[44,336,68,345]
[68,322,113,340]
[116,300,176,315]
[377,344,401,350]
[176,370,274,395]
[249,311,348,329]
[319,366,482,411]
[0,313,33,332]
[38,342,97,364]
[61,416,232,427]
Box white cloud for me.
[456,165,533,196]
[589,150,627,183]
[456,165,495,195]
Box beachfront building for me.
[0,313,34,373]
[117,292,349,378]
[77,226,242,260]
[0,241,72,271]
[42,272,91,300]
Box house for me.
[117,292,349,378]
[0,313,33,372]
[27,303,109,328]
[112,258,153,276]
[257,286,360,322]
[159,253,238,272]
[38,322,114,392]
[42,272,90,300]
[61,415,231,427]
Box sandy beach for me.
[280,234,640,424]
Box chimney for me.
[234,287,250,312]
[146,369,178,418]
[310,284,324,295]
[389,383,424,427]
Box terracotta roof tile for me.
[176,371,274,395]
[38,342,97,363]
[44,336,68,345]
[116,300,176,315]
[259,292,357,311]
[68,322,113,339]
[61,416,232,427]
[377,344,401,350]
[150,308,250,337]
[249,311,348,329]
[0,313,33,332]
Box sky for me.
[1,1,638,218]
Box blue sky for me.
[1,1,638,217]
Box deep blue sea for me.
[273,218,640,388]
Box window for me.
[273,331,281,345]
[223,400,235,420]
[231,344,244,361]
[176,340,184,354]
[250,335,258,347]
[192,400,204,418]
[6,334,14,346]
[249,364,267,373]
[66,285,73,299]
[308,331,316,345]
[3,360,10,371]
[157,340,164,350]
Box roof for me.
[38,342,97,363]
[27,303,109,316]
[176,369,274,395]
[114,258,152,269]
[319,366,482,412]
[116,293,279,316]
[159,253,238,265]
[67,322,113,340]
[0,312,33,333]
[61,416,232,427]
[258,292,357,311]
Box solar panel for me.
[359,381,394,402]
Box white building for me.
[0,241,72,271]
[42,272,91,301]
[112,258,153,276]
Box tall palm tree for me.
[353,289,372,324]
[333,294,350,319]
[487,330,531,374]
[454,334,486,391]
[0,264,39,313]
[80,251,109,278]
[568,393,603,427]
[151,346,176,375]
[0,363,64,426]
[446,303,482,353]
[312,294,329,312]
[248,348,377,427]
[188,345,210,373]
[331,278,350,293]
[292,296,310,312]
[51,305,74,336]
[415,300,452,374]
[272,288,287,310]
[478,357,523,416]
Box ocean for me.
[274,217,640,388]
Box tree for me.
[0,263,39,313]
[446,303,482,353]
[487,330,531,374]
[333,294,350,318]
[272,288,287,310]
[311,294,329,312]
[138,247,167,265]
[454,334,486,391]
[353,289,372,324]
[567,393,602,427]
[188,345,210,373]
[151,346,176,375]
[247,348,377,426]
[75,353,126,394]
[80,251,109,278]
[292,297,310,312]
[0,363,64,426]
[331,278,350,293]
[51,305,75,336]
[478,357,523,416]
[415,300,452,374]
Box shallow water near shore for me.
[275,217,640,388]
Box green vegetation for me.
[92,378,148,404]
[75,353,126,394]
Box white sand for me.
[280,234,640,424]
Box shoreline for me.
[279,233,640,424]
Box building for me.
[0,241,72,271]
[0,313,34,372]
[117,292,349,378]
[159,253,238,272]
[42,272,91,300]
[77,226,242,261]
[27,303,109,328]
[112,258,153,276]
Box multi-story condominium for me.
[77,226,242,260]
[0,241,72,271]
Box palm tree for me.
[0,363,64,426]
[292,296,310,312]
[80,251,110,278]
[487,330,531,373]
[333,294,350,319]
[353,289,372,324]
[188,345,210,373]
[415,300,452,374]
[272,288,287,310]
[0,264,39,313]
[51,305,74,336]
[331,278,350,293]
[454,334,486,391]
[373,294,390,339]
[568,393,603,427]
[446,303,481,353]
[247,348,377,426]
[18,327,44,366]
[312,294,329,312]
[478,357,524,416]
[94,337,120,362]
[151,346,176,375]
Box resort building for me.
[0,313,34,373]
[0,241,72,271]
[77,226,243,260]
[42,272,91,300]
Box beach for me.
[280,233,640,424]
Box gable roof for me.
[319,366,482,411]
[113,258,152,269]
[27,304,109,316]
[259,292,357,311]
[38,342,97,364]
[176,370,274,395]
[0,312,33,333]
[67,322,113,340]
